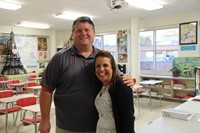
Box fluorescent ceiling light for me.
[126,0,163,10]
[0,1,22,10]
[16,22,50,29]
[55,11,93,20]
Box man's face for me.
[72,22,95,48]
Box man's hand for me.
[39,120,51,133]
[122,76,135,87]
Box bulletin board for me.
[173,57,200,77]
[0,33,48,67]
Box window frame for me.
[94,32,117,60]
[139,27,179,74]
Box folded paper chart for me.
[162,108,195,121]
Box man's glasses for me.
[72,16,94,28]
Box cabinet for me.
[140,75,195,101]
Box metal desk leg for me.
[159,87,162,107]
[5,103,8,133]
[33,112,37,133]
[15,86,19,95]
[149,87,152,111]
[137,90,140,116]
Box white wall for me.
[94,11,200,80]
[0,25,58,74]
[140,11,200,57]
[1,10,200,78]
[137,11,200,79]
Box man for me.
[39,16,134,133]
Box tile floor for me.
[0,97,183,133]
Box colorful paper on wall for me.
[173,57,200,77]
[117,30,128,63]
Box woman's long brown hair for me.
[94,50,121,89]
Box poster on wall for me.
[15,36,38,67]
[179,21,198,45]
[0,55,6,63]
[117,30,128,63]
[0,34,9,55]
[39,50,48,62]
[39,62,45,69]
[38,37,47,50]
[173,57,200,77]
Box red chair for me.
[8,79,20,83]
[132,78,145,115]
[15,97,41,132]
[0,90,13,98]
[27,75,37,81]
[0,77,8,81]
[0,91,21,123]
[23,82,39,88]
[23,82,39,93]
[7,80,20,89]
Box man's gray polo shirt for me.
[41,46,101,131]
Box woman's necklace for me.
[99,85,109,97]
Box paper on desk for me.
[193,95,200,101]
[162,108,195,121]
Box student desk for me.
[175,100,200,113]
[21,103,55,133]
[29,77,42,84]
[4,73,37,82]
[138,100,200,133]
[0,80,8,89]
[140,80,163,110]
[26,85,42,95]
[8,82,24,95]
[0,94,38,133]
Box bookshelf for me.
[140,75,195,101]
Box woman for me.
[94,50,135,133]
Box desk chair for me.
[132,79,145,116]
[0,77,8,90]
[0,77,7,80]
[27,75,37,82]
[15,97,41,133]
[7,80,25,94]
[0,90,21,123]
[132,86,145,115]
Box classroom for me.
[0,0,200,133]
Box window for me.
[94,33,117,59]
[140,28,179,71]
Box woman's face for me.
[95,57,113,85]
